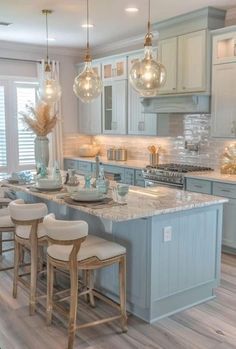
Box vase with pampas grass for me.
[20,103,57,169]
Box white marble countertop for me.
[3,181,228,222]
[185,171,236,185]
[64,156,148,170]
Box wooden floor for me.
[0,252,236,349]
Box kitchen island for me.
[4,182,227,323]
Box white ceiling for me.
[0,0,235,49]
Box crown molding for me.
[0,40,80,58]
[92,31,159,59]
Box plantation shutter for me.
[15,84,37,166]
[0,84,7,170]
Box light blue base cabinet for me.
[186,177,236,253]
[64,158,145,187]
[18,191,223,323]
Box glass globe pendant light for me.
[129,0,166,97]
[38,9,62,105]
[73,0,102,103]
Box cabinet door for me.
[128,54,157,135]
[213,32,236,65]
[211,63,236,138]
[77,63,102,135]
[159,37,177,94]
[178,30,206,93]
[102,57,127,81]
[103,81,127,134]
[128,85,157,135]
[222,199,236,249]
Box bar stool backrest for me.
[9,199,48,222]
[43,214,88,243]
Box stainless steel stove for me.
[142,163,213,189]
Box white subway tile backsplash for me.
[63,114,234,170]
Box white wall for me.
[0,40,80,134]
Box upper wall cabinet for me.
[128,54,157,136]
[77,63,102,135]
[211,28,236,138]
[103,80,127,134]
[177,30,207,93]
[213,31,236,65]
[159,37,178,94]
[159,30,207,95]
[102,57,127,81]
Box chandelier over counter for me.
[38,9,62,105]
[73,0,102,103]
[129,0,166,97]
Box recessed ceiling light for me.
[81,23,94,28]
[125,7,139,13]
[47,37,55,41]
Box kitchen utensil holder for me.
[149,153,159,166]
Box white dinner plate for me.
[34,185,63,192]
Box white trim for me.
[0,40,79,58]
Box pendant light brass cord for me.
[85,0,92,62]
[144,0,153,47]
[42,9,52,72]
[46,11,49,63]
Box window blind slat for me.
[16,86,36,166]
[0,85,7,167]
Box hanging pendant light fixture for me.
[38,9,62,105]
[129,0,166,97]
[73,0,102,103]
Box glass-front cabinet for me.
[102,57,127,81]
[77,62,102,135]
[213,31,236,64]
[103,80,127,134]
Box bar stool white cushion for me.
[9,199,48,221]
[0,207,14,228]
[47,235,126,262]
[15,223,46,239]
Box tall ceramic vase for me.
[34,136,49,169]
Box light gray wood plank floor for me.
[0,252,235,349]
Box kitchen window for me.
[0,77,38,175]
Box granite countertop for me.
[185,171,236,185]
[3,181,227,222]
[64,156,148,170]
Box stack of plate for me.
[35,178,62,191]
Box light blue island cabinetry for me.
[186,177,236,252]
[14,184,225,323]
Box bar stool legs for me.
[46,262,54,325]
[119,255,127,332]
[68,263,79,349]
[13,240,20,298]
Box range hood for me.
[141,95,210,114]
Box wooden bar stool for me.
[9,199,48,315]
[0,187,15,271]
[0,205,15,271]
[44,214,127,349]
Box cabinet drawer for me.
[103,165,125,182]
[64,159,78,171]
[186,178,212,194]
[135,179,145,187]
[124,169,135,185]
[213,182,236,199]
[78,161,92,174]
[135,170,144,181]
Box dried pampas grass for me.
[20,103,57,137]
